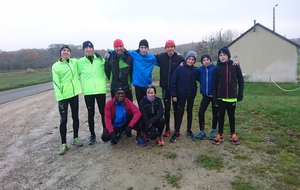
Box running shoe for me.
[212,134,224,145]
[72,137,83,147]
[59,144,69,155]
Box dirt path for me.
[0,90,261,190]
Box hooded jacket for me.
[155,52,185,89]
[105,50,133,92]
[77,54,107,95]
[105,96,141,134]
[212,59,244,106]
[170,62,199,99]
[52,58,82,102]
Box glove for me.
[149,127,158,140]
[125,126,132,137]
[237,95,243,102]
[110,132,118,145]
[104,52,111,60]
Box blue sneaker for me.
[88,136,96,145]
[209,131,216,140]
[135,137,146,147]
[110,139,118,145]
[192,133,207,141]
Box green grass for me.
[195,154,223,170]
[191,81,300,189]
[0,69,52,91]
[163,173,182,188]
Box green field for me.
[0,69,52,91]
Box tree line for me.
[0,29,250,71]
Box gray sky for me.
[1,0,299,51]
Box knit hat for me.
[165,40,175,47]
[185,51,197,62]
[139,39,149,48]
[200,54,211,64]
[59,45,71,55]
[114,86,125,95]
[113,39,124,48]
[218,46,231,59]
[82,41,94,50]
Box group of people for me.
[52,39,244,155]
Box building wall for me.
[229,25,298,83]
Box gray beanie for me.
[185,51,197,62]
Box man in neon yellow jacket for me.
[52,45,83,155]
[77,41,107,145]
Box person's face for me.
[186,57,195,66]
[219,53,228,62]
[146,88,155,101]
[165,46,175,56]
[202,58,211,67]
[139,46,148,55]
[61,48,71,60]
[114,46,124,56]
[115,90,125,102]
[84,46,94,56]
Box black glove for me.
[149,126,158,140]
[110,132,118,145]
[125,126,132,137]
[237,95,243,102]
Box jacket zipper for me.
[167,58,171,89]
[66,62,75,95]
[226,62,228,98]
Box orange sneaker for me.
[230,134,240,145]
[157,137,165,146]
[212,134,224,145]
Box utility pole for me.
[273,4,278,32]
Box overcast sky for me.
[1,0,299,51]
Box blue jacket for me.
[130,50,158,87]
[170,63,199,99]
[198,63,215,96]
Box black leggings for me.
[142,117,166,136]
[134,86,147,106]
[198,95,218,131]
[84,94,106,137]
[162,88,177,130]
[58,95,79,144]
[174,98,194,133]
[218,100,236,135]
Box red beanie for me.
[113,39,124,48]
[165,40,175,48]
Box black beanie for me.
[82,41,94,50]
[139,39,149,48]
[200,54,211,63]
[218,46,231,59]
[60,45,71,55]
[114,86,125,95]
